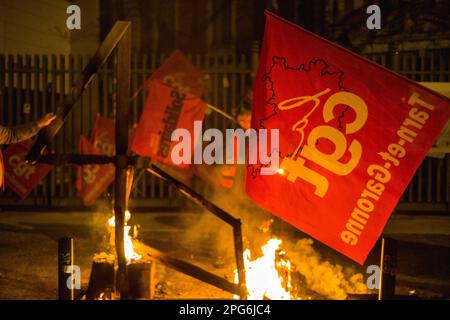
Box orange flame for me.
[236,238,294,300]
[108,210,141,263]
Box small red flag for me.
[132,79,206,167]
[3,139,52,198]
[90,114,136,154]
[149,49,205,97]
[91,114,115,156]
[246,12,450,264]
[76,135,115,206]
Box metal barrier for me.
[0,51,253,207]
[0,48,448,212]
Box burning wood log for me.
[86,256,115,300]
[134,242,244,297]
[127,260,156,299]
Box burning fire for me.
[108,210,142,263]
[236,238,294,300]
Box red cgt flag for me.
[76,115,137,205]
[148,49,205,97]
[246,12,450,264]
[76,135,115,206]
[132,79,206,167]
[91,114,115,156]
[90,113,136,154]
[3,139,52,198]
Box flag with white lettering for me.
[76,115,137,205]
[131,79,206,167]
[3,139,52,198]
[148,49,205,97]
[76,135,115,206]
[246,11,450,264]
[90,114,115,156]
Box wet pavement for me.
[0,210,449,299]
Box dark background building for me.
[99,0,450,54]
[99,0,267,54]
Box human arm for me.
[0,113,56,145]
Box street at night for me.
[0,1,449,315]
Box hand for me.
[37,113,56,128]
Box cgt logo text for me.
[278,89,368,198]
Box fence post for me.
[251,40,260,77]
[378,237,397,300]
[446,154,450,210]
[0,55,5,124]
[58,237,74,300]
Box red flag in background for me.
[76,135,115,206]
[246,12,450,264]
[3,139,52,198]
[149,49,205,97]
[90,114,136,153]
[76,115,118,206]
[132,79,206,168]
[76,115,137,205]
[137,49,223,186]
[91,114,115,156]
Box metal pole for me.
[114,21,132,299]
[58,237,74,300]
[206,103,239,125]
[378,237,397,300]
[251,40,260,77]
[233,221,247,299]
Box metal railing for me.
[0,52,253,207]
[0,48,448,212]
[366,48,450,213]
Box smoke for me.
[182,164,274,263]
[182,209,234,264]
[179,164,368,299]
[287,238,368,299]
[87,199,115,253]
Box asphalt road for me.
[0,210,449,299]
